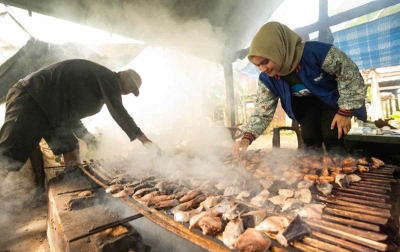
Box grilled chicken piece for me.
[198,215,225,236]
[268,195,285,206]
[241,209,269,228]
[179,190,202,202]
[174,206,203,223]
[328,166,342,173]
[342,157,357,167]
[224,186,242,197]
[347,174,361,182]
[296,203,325,219]
[371,163,380,169]
[320,167,329,176]
[110,173,134,184]
[223,204,249,221]
[112,190,128,198]
[278,189,294,199]
[105,184,125,194]
[145,195,174,206]
[255,215,290,233]
[140,191,161,202]
[223,218,244,249]
[358,157,369,166]
[316,183,333,195]
[294,189,312,204]
[154,199,179,209]
[297,180,314,189]
[317,175,334,183]
[189,211,224,236]
[259,179,274,190]
[133,187,158,197]
[343,166,357,174]
[321,156,333,166]
[276,215,311,247]
[371,157,385,167]
[210,199,232,214]
[281,198,303,212]
[233,228,271,252]
[236,191,252,201]
[250,190,270,207]
[303,174,318,181]
[201,196,223,210]
[358,165,370,172]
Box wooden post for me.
[223,62,235,127]
[318,0,329,42]
[369,70,383,120]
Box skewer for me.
[332,191,386,202]
[328,204,391,218]
[292,241,324,252]
[321,214,380,232]
[302,236,352,252]
[347,185,388,194]
[306,219,387,241]
[43,164,84,169]
[311,231,375,252]
[306,221,388,251]
[351,180,392,189]
[323,208,388,225]
[69,213,144,242]
[57,186,102,195]
[332,187,390,199]
[333,195,391,209]
[351,182,391,191]
[359,177,397,183]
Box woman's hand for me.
[331,114,352,139]
[231,139,250,159]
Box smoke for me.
[86,0,227,63]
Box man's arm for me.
[96,75,144,141]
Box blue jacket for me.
[259,41,367,121]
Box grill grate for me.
[80,158,399,252]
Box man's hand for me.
[143,141,162,156]
[331,114,352,139]
[231,139,250,159]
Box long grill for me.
[79,156,399,252]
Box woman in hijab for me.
[232,21,366,158]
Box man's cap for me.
[126,69,142,96]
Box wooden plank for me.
[332,187,390,199]
[312,231,375,252]
[347,185,388,194]
[328,205,391,218]
[352,180,392,189]
[321,214,380,232]
[334,195,391,210]
[324,208,388,225]
[307,222,388,251]
[332,192,386,203]
[360,177,397,183]
[357,173,394,179]
[351,182,391,191]
[302,236,351,252]
[306,219,387,241]
[317,196,391,217]
[292,241,325,252]
[80,165,231,252]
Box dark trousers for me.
[291,96,347,156]
[0,82,79,171]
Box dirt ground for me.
[0,199,50,252]
[0,132,297,252]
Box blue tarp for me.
[333,12,400,70]
[238,12,400,78]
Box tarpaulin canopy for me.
[238,12,400,78]
[0,37,145,101]
[333,12,400,70]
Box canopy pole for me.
[223,61,235,127]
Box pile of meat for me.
[101,150,386,252]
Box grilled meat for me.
[223,218,244,249]
[233,228,271,252]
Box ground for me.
[0,132,297,251]
[0,200,50,252]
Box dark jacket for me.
[23,59,143,141]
